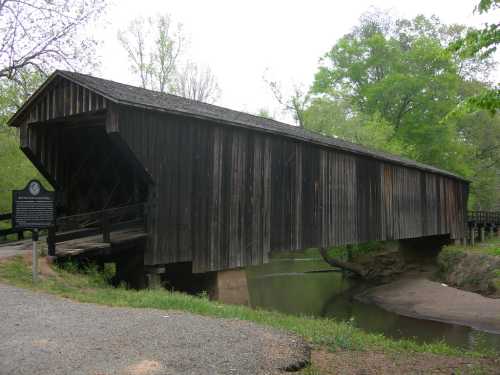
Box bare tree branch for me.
[263,74,310,127]
[174,62,220,103]
[0,0,106,81]
[319,247,365,276]
[118,15,185,92]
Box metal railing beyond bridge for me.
[468,211,500,226]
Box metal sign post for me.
[32,229,39,282]
[12,180,55,284]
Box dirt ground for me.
[311,348,500,375]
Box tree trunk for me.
[319,247,364,277]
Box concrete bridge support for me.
[140,262,250,306]
[207,269,250,306]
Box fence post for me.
[102,212,110,243]
[47,227,56,257]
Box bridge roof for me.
[9,70,466,181]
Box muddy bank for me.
[358,277,500,334]
[438,248,500,298]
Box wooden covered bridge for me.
[8,71,469,288]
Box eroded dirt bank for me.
[358,276,500,333]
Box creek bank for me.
[342,245,432,283]
[438,246,500,298]
[357,277,500,334]
[334,238,500,335]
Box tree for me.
[308,11,499,208]
[119,15,221,103]
[174,62,220,103]
[118,15,184,92]
[310,11,491,173]
[263,74,310,127]
[0,0,106,81]
[303,98,408,155]
[449,0,500,114]
[0,69,45,130]
[256,108,273,119]
[453,102,500,210]
[0,69,48,213]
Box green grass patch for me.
[0,256,496,359]
[444,237,500,257]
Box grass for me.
[0,255,496,360]
[444,236,500,257]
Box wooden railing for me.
[0,213,25,241]
[468,211,500,226]
[47,203,146,256]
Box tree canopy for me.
[305,10,499,209]
[449,0,499,114]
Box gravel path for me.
[0,241,32,259]
[0,284,309,375]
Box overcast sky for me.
[96,0,499,123]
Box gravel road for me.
[0,284,309,375]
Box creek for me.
[246,257,500,351]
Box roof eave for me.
[7,70,469,183]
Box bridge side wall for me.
[117,106,468,273]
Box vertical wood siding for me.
[24,76,106,124]
[117,106,468,273]
[119,108,273,272]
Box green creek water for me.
[246,257,500,351]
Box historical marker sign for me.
[12,180,55,230]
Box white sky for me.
[96,0,499,123]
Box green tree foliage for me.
[0,70,48,214]
[307,11,499,209]
[449,0,499,114]
[303,98,407,155]
[455,110,500,209]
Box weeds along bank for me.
[438,237,500,298]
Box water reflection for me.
[246,258,500,351]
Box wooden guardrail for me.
[0,213,25,241]
[47,203,146,256]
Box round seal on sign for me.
[29,181,41,196]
